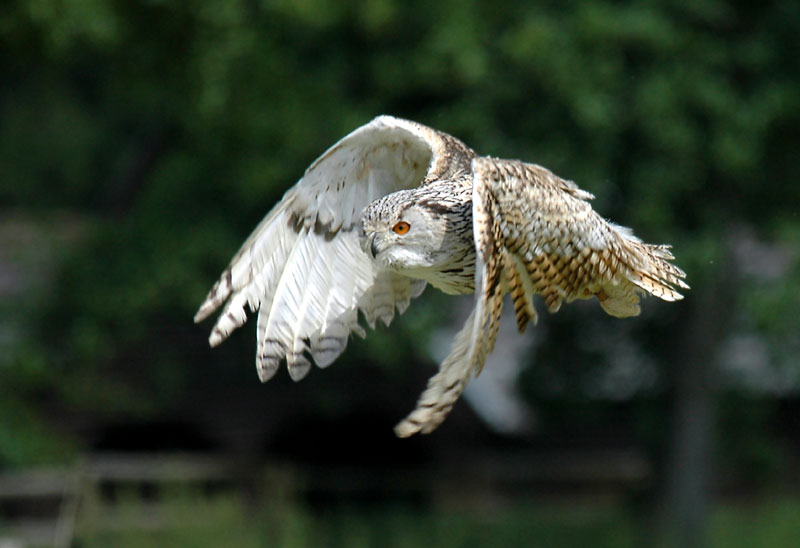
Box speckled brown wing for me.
[393,155,689,438]
[393,232,503,437]
[393,159,507,437]
[472,157,688,330]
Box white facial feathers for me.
[359,185,476,295]
[362,197,445,268]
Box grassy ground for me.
[69,492,800,548]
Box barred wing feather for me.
[393,156,688,436]
[469,157,688,326]
[394,164,504,437]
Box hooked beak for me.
[360,228,386,261]
[369,233,380,259]
[369,235,380,259]
[361,231,377,259]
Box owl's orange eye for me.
[392,221,411,235]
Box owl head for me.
[359,189,451,273]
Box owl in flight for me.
[195,116,688,437]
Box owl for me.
[195,116,688,437]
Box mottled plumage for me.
[195,116,688,437]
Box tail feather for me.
[628,241,688,300]
[599,240,688,317]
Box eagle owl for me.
[195,116,688,437]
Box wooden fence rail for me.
[0,449,650,547]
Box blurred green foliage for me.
[65,491,800,548]
[74,493,638,548]
[0,0,798,479]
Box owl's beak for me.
[361,231,376,259]
[362,230,386,261]
[359,225,375,259]
[369,234,380,259]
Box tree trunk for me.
[651,252,735,548]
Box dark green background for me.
[1,1,799,545]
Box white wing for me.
[195,116,458,381]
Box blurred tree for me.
[1,0,798,545]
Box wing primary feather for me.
[394,309,479,438]
[194,271,232,323]
[261,227,316,378]
[256,307,281,382]
[506,252,537,333]
[394,168,503,437]
[310,237,362,367]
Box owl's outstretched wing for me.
[195,116,466,382]
[471,157,688,326]
[394,156,688,437]
[393,158,506,437]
